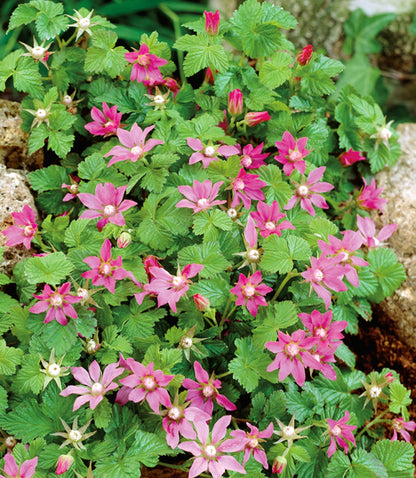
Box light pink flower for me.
[239,143,270,169]
[29,282,82,326]
[339,148,365,167]
[182,361,236,416]
[230,271,272,317]
[230,169,267,209]
[1,205,37,249]
[357,178,387,211]
[82,239,138,294]
[60,360,123,411]
[284,166,333,216]
[104,123,164,167]
[251,200,295,238]
[84,102,123,137]
[301,255,348,309]
[391,417,416,442]
[77,183,137,231]
[265,330,320,386]
[187,138,239,169]
[204,10,220,35]
[275,131,310,176]
[176,180,226,213]
[228,89,243,116]
[296,44,313,65]
[299,309,347,352]
[146,263,204,313]
[178,415,246,478]
[244,111,271,127]
[0,454,38,478]
[117,359,174,413]
[61,181,79,202]
[356,215,397,248]
[326,410,357,458]
[230,422,274,468]
[125,43,168,84]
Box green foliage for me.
[25,252,73,285]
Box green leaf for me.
[368,248,406,298]
[326,451,351,477]
[48,130,74,158]
[389,381,412,418]
[193,210,233,242]
[119,300,166,340]
[93,397,112,429]
[35,12,69,40]
[28,164,69,192]
[8,4,38,31]
[25,252,73,285]
[28,125,49,155]
[258,164,292,208]
[259,51,292,89]
[190,276,230,309]
[335,343,356,368]
[0,340,23,375]
[253,301,298,347]
[301,55,344,96]
[12,354,44,395]
[0,51,21,90]
[184,41,229,77]
[286,389,316,421]
[131,429,170,467]
[348,448,388,478]
[178,242,229,278]
[13,57,44,97]
[372,440,415,477]
[261,234,310,274]
[0,386,7,412]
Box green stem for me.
[356,409,389,439]
[222,304,237,324]
[216,371,232,379]
[221,295,233,319]
[238,53,246,67]
[271,271,300,303]
[158,462,188,472]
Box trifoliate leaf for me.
[190,276,230,309]
[286,389,316,421]
[326,451,351,478]
[8,3,38,31]
[372,440,415,477]
[261,234,310,274]
[93,397,112,429]
[193,210,233,242]
[389,381,412,419]
[48,130,74,158]
[178,242,229,278]
[258,164,293,208]
[117,300,166,341]
[29,164,70,192]
[259,51,293,89]
[13,57,44,97]
[0,50,21,90]
[25,252,74,285]
[348,448,388,478]
[35,11,69,40]
[0,340,23,376]
[12,354,44,395]
[368,248,406,298]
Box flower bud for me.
[296,44,313,65]
[228,89,243,116]
[143,255,162,281]
[204,10,220,35]
[117,232,132,249]
[86,338,101,354]
[56,454,74,475]
[384,372,394,383]
[272,456,287,474]
[244,111,271,127]
[204,67,216,84]
[193,294,210,311]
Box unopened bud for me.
[193,294,210,311]
[56,454,74,475]
[272,456,287,474]
[117,232,132,249]
[228,89,243,116]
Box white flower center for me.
[47,363,61,377]
[63,95,73,106]
[197,198,209,208]
[101,263,112,276]
[227,208,237,219]
[315,327,327,339]
[369,386,382,398]
[234,179,244,190]
[286,342,299,357]
[131,145,143,156]
[24,225,35,236]
[79,17,91,28]
[36,109,47,119]
[265,221,275,230]
[289,150,302,162]
[32,46,46,59]
[69,184,78,193]
[379,128,392,141]
[172,275,185,288]
[248,437,259,448]
[154,95,165,105]
[283,426,295,438]
[243,285,256,298]
[312,269,324,282]
[5,436,16,448]
[202,385,214,397]
[168,407,181,420]
[91,382,103,396]
[204,445,217,458]
[392,419,402,431]
[331,425,342,436]
[241,155,252,167]
[69,430,82,442]
[374,237,380,246]
[338,251,349,262]
[247,249,260,262]
[77,288,89,300]
[204,146,215,157]
[50,294,63,307]
[143,376,156,391]
[86,339,98,353]
[103,204,116,217]
[180,336,193,349]
[298,185,309,197]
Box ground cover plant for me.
[0,0,414,476]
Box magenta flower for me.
[230,271,273,317]
[244,111,271,127]
[265,330,320,387]
[187,138,239,169]
[61,181,79,202]
[117,359,173,413]
[301,255,348,309]
[251,200,295,238]
[1,204,37,249]
[284,166,334,216]
[230,169,267,209]
[326,410,357,458]
[60,360,123,411]
[178,415,246,478]
[104,123,164,167]
[55,454,74,475]
[125,43,168,84]
[82,239,138,294]
[228,89,243,116]
[176,180,226,213]
[84,102,123,137]
[146,263,204,313]
[339,148,365,167]
[391,417,416,442]
[0,454,38,478]
[182,361,236,416]
[275,131,310,176]
[299,309,347,352]
[204,10,220,35]
[239,142,270,169]
[357,178,387,211]
[230,422,274,468]
[296,44,313,65]
[356,215,397,248]
[29,282,82,326]
[77,183,137,231]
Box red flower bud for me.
[117,232,132,249]
[193,293,210,311]
[204,10,220,35]
[296,44,313,65]
[228,89,243,116]
[56,454,74,475]
[244,111,271,126]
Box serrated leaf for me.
[93,397,112,429]
[190,276,230,309]
[25,252,73,285]
[261,234,309,274]
[258,164,292,208]
[0,340,23,375]
[183,39,229,77]
[389,381,412,418]
[368,248,406,298]
[12,354,44,394]
[372,440,415,477]
[28,164,69,192]
[8,3,38,31]
[35,12,69,40]
[178,242,229,278]
[48,130,74,158]
[13,57,44,97]
[253,301,298,347]
[348,448,388,478]
[259,51,292,89]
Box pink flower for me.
[326,410,357,458]
[178,415,246,478]
[163,77,180,97]
[84,102,123,137]
[265,330,320,386]
[230,169,267,209]
[272,456,287,474]
[1,205,37,249]
[61,181,79,202]
[193,294,210,311]
[301,255,348,309]
[228,89,243,116]
[284,166,334,216]
[357,178,387,211]
[356,215,397,248]
[182,361,236,416]
[391,417,416,442]
[176,180,226,213]
[146,263,204,313]
[187,138,239,169]
[82,239,138,294]
[239,143,270,169]
[29,282,82,326]
[230,271,273,317]
[125,43,168,84]
[60,360,123,411]
[229,422,274,468]
[104,123,163,167]
[204,10,220,35]
[77,183,137,231]
[244,111,271,126]
[55,454,74,475]
[0,454,38,478]
[339,148,365,167]
[275,131,310,176]
[251,200,295,238]
[117,359,174,413]
[299,309,347,352]
[296,44,313,65]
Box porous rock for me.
[375,123,416,349]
